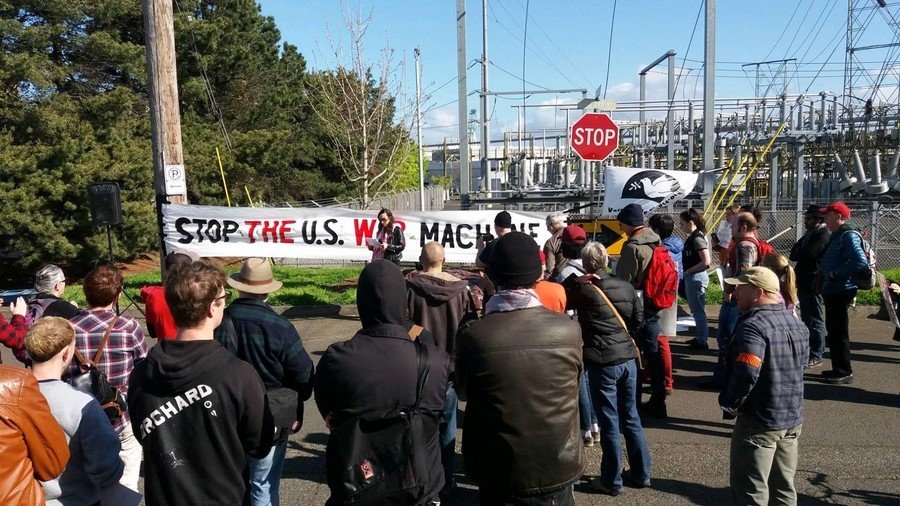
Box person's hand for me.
[476,235,485,250]
[10,297,26,316]
[890,283,900,294]
[723,292,732,303]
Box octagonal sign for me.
[570,113,619,161]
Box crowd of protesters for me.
[0,199,876,505]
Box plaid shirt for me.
[0,314,27,363]
[719,304,809,430]
[67,308,148,431]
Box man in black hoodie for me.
[315,260,449,505]
[128,261,274,506]
[406,241,476,496]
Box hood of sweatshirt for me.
[407,272,469,303]
[662,236,684,255]
[357,260,407,328]
[141,340,232,394]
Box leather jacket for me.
[456,306,583,497]
[0,365,70,505]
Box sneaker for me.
[806,358,823,369]
[621,469,651,488]
[591,431,601,444]
[583,430,594,447]
[825,373,854,384]
[586,477,622,496]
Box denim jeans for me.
[586,359,651,492]
[797,290,826,361]
[440,381,458,488]
[684,271,710,345]
[248,433,289,506]
[578,371,598,432]
[713,299,740,383]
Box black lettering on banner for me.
[456,224,473,248]
[301,220,317,245]
[207,220,221,242]
[421,222,439,244]
[192,219,206,243]
[527,223,539,238]
[322,219,339,245]
[175,217,192,244]
[223,221,239,242]
[441,224,454,248]
[474,224,493,238]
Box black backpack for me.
[325,337,432,504]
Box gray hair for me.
[35,264,65,293]
[546,211,567,228]
[581,242,609,273]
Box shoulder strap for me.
[408,324,424,341]
[412,339,430,412]
[92,315,120,365]
[587,281,643,369]
[587,282,628,333]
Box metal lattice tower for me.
[843,0,900,114]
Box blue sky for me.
[257,0,896,143]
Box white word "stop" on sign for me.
[572,127,617,146]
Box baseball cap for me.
[561,224,587,245]
[724,266,780,294]
[803,204,826,219]
[824,202,851,219]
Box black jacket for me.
[456,306,583,497]
[377,224,406,262]
[127,340,274,506]
[33,293,82,320]
[314,261,449,503]
[565,273,643,366]
[789,224,830,293]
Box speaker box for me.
[87,182,123,226]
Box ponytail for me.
[761,253,798,307]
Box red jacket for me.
[0,314,26,364]
[140,285,177,340]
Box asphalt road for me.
[3,306,898,505]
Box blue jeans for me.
[798,290,826,361]
[586,360,651,491]
[684,271,710,345]
[248,433,289,506]
[440,382,458,489]
[713,299,740,383]
[579,372,598,432]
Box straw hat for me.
[227,258,283,294]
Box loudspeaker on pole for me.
[87,182,123,226]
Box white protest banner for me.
[601,166,699,217]
[162,204,551,264]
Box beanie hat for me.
[561,224,587,245]
[616,203,646,227]
[486,232,542,287]
[494,210,513,229]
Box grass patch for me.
[63,266,362,307]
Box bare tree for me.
[308,5,413,207]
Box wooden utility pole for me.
[142,0,187,272]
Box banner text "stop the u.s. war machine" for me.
[162,205,551,263]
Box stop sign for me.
[570,113,619,161]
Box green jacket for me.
[615,226,661,287]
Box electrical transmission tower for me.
[843,0,900,113]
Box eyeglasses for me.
[214,291,231,303]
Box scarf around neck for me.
[484,288,543,314]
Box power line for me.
[507,0,592,84]
[761,0,805,62]
[602,0,617,99]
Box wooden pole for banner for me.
[216,147,232,207]
[244,186,256,207]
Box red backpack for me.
[642,245,679,310]
[741,236,775,263]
